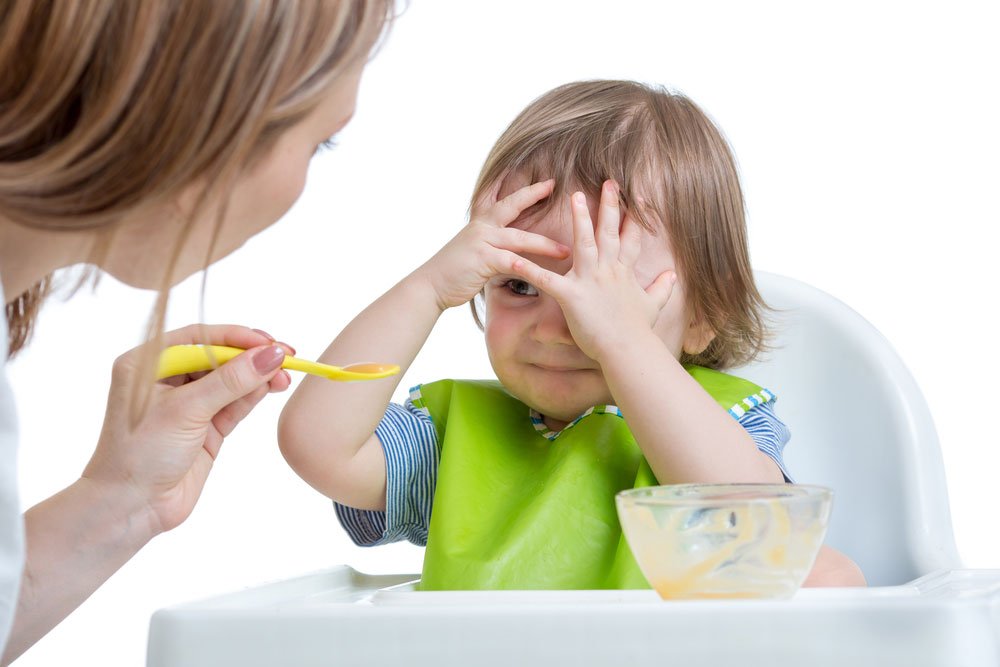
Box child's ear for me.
[682,317,716,356]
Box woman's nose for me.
[531,298,575,346]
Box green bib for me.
[412,365,771,590]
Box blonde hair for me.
[471,80,769,370]
[1,0,395,359]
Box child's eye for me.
[504,279,538,296]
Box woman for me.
[0,1,395,662]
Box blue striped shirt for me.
[335,396,792,547]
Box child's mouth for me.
[531,363,590,372]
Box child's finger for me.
[471,177,505,217]
[646,270,677,311]
[490,179,555,227]
[571,191,598,270]
[497,251,565,299]
[491,227,570,258]
[619,211,643,268]
[595,180,621,260]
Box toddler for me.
[279,80,864,590]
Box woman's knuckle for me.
[112,352,130,370]
[218,366,248,397]
[110,352,135,380]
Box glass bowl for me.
[616,484,833,600]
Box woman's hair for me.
[470,80,769,370]
[0,0,396,358]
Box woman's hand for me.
[513,180,676,363]
[81,324,294,536]
[415,179,570,311]
[2,325,294,663]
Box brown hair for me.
[471,80,769,370]
[1,0,396,358]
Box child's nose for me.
[531,298,575,346]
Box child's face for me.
[483,177,706,426]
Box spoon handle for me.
[157,345,399,382]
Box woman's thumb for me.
[183,345,285,419]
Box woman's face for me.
[102,61,366,288]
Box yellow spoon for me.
[157,345,400,382]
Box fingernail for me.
[277,341,297,356]
[573,192,586,206]
[253,345,285,374]
[252,328,275,341]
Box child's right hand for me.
[416,179,569,311]
[280,180,568,512]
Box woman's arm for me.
[3,478,155,664]
[2,324,291,664]
[278,180,569,511]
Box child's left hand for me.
[512,180,676,364]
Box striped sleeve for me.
[737,401,793,482]
[333,400,438,547]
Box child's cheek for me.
[651,285,689,359]
[483,312,520,359]
[483,320,507,356]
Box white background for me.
[8,0,999,664]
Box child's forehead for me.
[497,172,668,246]
[498,190,676,281]
[497,170,548,199]
[498,170,593,234]
[507,193,573,237]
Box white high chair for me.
[147,273,999,667]
[739,271,961,585]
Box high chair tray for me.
[147,565,1000,667]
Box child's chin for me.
[508,389,579,422]
[531,398,599,423]
[501,371,609,417]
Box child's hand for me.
[417,179,570,311]
[514,180,676,363]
